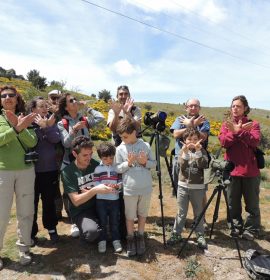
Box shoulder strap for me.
[62,118,69,132]
[80,116,89,129]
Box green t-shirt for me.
[61,159,100,218]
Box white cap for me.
[48,89,61,96]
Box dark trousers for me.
[31,171,59,238]
[73,209,100,242]
[96,199,120,241]
[227,176,261,234]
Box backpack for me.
[243,249,270,279]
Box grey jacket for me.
[115,139,156,196]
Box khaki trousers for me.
[0,168,35,252]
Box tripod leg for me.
[209,189,222,239]
[164,156,178,198]
[178,187,218,258]
[155,132,167,247]
[222,188,243,267]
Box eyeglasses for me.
[1,93,17,98]
[187,104,200,108]
[69,98,77,103]
[50,96,60,101]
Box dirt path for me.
[1,182,270,279]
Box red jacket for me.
[218,116,261,177]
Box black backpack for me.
[243,249,270,279]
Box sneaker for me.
[49,232,60,244]
[98,241,106,253]
[136,233,146,255]
[0,257,3,271]
[126,235,136,257]
[167,232,183,245]
[242,230,255,241]
[19,251,32,266]
[70,224,80,238]
[112,240,122,253]
[196,233,207,249]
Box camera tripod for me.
[177,172,243,267]
[149,130,177,247]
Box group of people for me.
[0,84,263,270]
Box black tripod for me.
[149,130,167,247]
[177,172,243,267]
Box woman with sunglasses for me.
[57,93,104,238]
[0,85,37,269]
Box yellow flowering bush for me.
[90,99,111,140]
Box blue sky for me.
[1,0,270,109]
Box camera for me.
[144,111,167,132]
[210,159,235,184]
[24,150,39,164]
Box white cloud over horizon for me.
[1,0,270,109]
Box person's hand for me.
[128,152,137,167]
[194,139,203,151]
[193,115,206,127]
[137,151,147,166]
[95,184,117,194]
[15,113,36,132]
[225,119,242,133]
[109,100,122,115]
[4,110,18,127]
[123,98,134,114]
[47,102,58,113]
[181,141,189,154]
[47,113,56,127]
[242,121,253,131]
[73,120,87,132]
[178,115,194,127]
[34,114,47,128]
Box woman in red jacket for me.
[219,95,261,241]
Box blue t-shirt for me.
[170,116,210,157]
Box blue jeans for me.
[96,199,120,241]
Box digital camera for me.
[24,151,39,164]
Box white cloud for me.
[124,0,227,23]
[113,60,143,76]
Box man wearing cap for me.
[48,90,62,118]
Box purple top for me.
[34,123,61,172]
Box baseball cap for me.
[48,89,61,96]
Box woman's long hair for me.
[58,92,70,117]
[0,85,26,114]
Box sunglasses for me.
[1,93,17,98]
[69,98,77,103]
[50,96,60,101]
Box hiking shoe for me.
[70,224,80,238]
[136,233,146,255]
[126,235,136,257]
[98,241,106,253]
[0,257,3,271]
[242,230,255,241]
[167,232,183,245]
[49,232,60,244]
[112,240,122,253]
[196,233,207,249]
[19,251,32,266]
